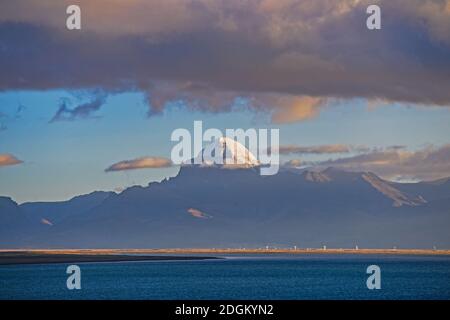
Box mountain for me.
[20,191,115,226]
[1,140,449,249]
[0,191,115,248]
[191,136,260,167]
[0,196,36,245]
[0,197,24,242]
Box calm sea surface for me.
[1,254,449,299]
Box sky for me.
[1,0,450,203]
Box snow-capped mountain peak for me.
[191,136,260,167]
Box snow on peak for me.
[191,136,260,167]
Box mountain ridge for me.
[1,167,449,249]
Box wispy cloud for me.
[15,104,26,119]
[105,156,173,172]
[0,112,7,131]
[0,104,27,130]
[0,154,23,167]
[49,93,107,122]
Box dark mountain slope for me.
[1,167,449,249]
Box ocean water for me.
[1,254,449,300]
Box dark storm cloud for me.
[0,0,450,122]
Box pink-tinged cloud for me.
[310,144,450,181]
[279,144,351,155]
[105,157,173,172]
[0,154,23,167]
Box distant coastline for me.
[0,251,220,265]
[0,248,449,266]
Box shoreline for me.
[0,251,221,266]
[0,248,449,264]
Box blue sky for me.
[1,1,450,202]
[1,90,450,203]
